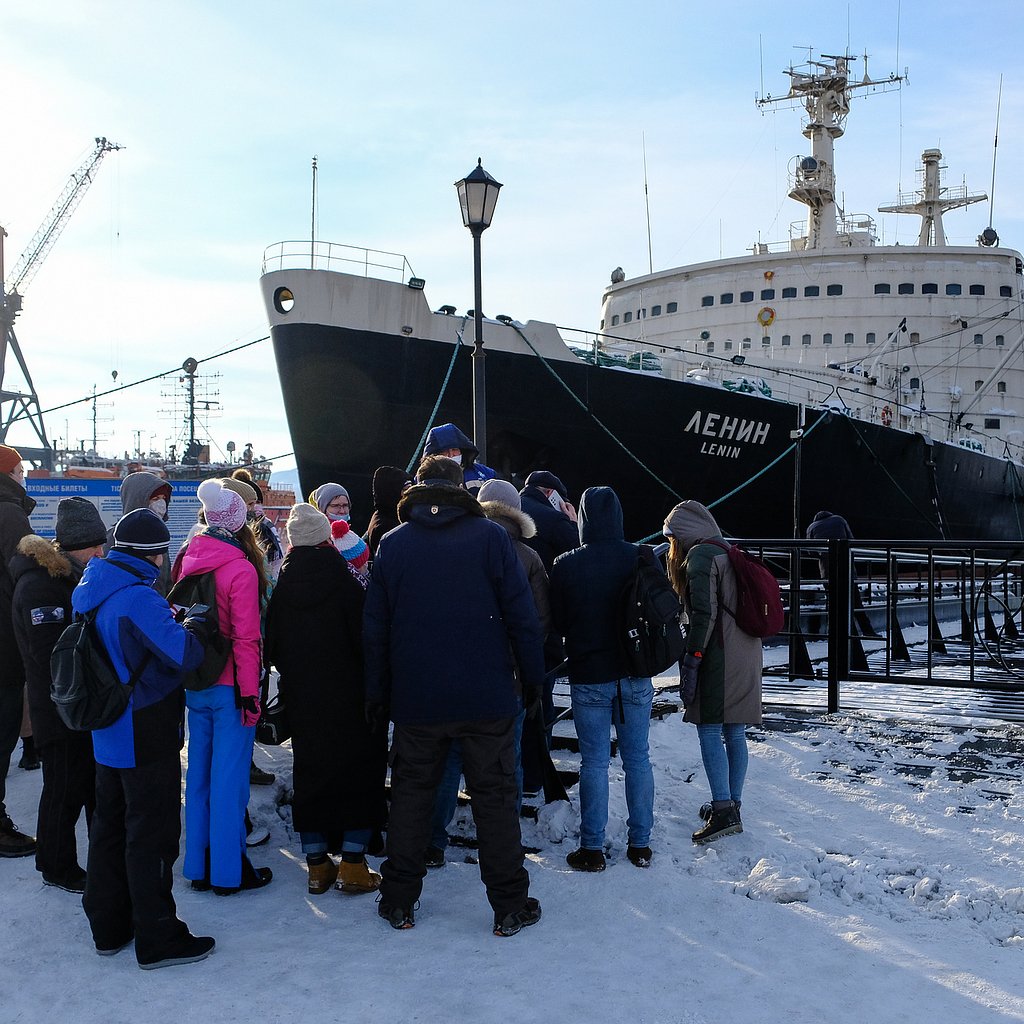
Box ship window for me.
[996,334,1005,347]
[720,293,734,304]
[611,315,620,326]
[985,418,1001,429]
[874,283,891,294]
[866,332,876,345]
[624,311,633,323]
[823,333,833,345]
[969,284,985,296]
[975,380,984,391]
[826,284,843,296]
[844,332,854,345]
[782,287,797,298]
[1000,285,1013,297]
[724,341,733,351]
[651,305,662,316]
[909,377,920,390]
[742,338,752,349]
[910,332,920,345]
[706,342,715,353]
[804,286,819,297]
[740,291,754,303]
[638,308,646,319]
[666,302,678,313]
[922,282,938,294]
[801,334,811,346]
[998,381,1007,394]
[898,282,914,295]
[761,288,775,300]
[762,336,771,346]
[946,283,962,295]
[701,295,714,307]
[781,334,791,346]
[974,333,983,345]
[272,287,295,314]
[600,319,605,329]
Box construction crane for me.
[0,137,123,466]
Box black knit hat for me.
[525,470,568,499]
[55,497,107,550]
[112,507,170,557]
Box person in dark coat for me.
[363,455,544,936]
[422,422,495,493]
[10,498,107,891]
[0,443,36,857]
[549,486,655,872]
[265,502,386,896]
[806,510,854,579]
[363,465,414,558]
[519,470,580,573]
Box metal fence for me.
[746,538,1024,715]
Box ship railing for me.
[261,241,416,283]
[560,327,693,377]
[737,538,1024,720]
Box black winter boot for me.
[699,799,741,822]
[691,801,742,844]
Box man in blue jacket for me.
[422,422,495,493]
[363,455,544,936]
[74,508,214,969]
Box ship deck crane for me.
[0,137,123,467]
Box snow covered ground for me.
[3,689,1024,1023]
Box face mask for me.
[149,498,167,518]
[327,513,351,523]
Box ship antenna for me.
[988,75,1002,230]
[311,154,319,269]
[642,133,653,275]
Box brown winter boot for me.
[335,857,382,895]
[307,856,339,895]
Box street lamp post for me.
[455,158,502,464]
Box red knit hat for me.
[0,444,23,475]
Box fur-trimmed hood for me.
[479,499,537,542]
[397,483,485,528]
[13,533,73,579]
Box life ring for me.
[757,306,775,328]
[880,405,893,427]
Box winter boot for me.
[0,815,36,858]
[18,736,40,771]
[307,855,339,895]
[336,856,382,895]
[692,801,743,844]
[424,845,445,869]
[626,846,653,868]
[566,847,606,872]
[493,897,542,937]
[377,896,415,930]
[699,799,740,822]
[249,761,275,786]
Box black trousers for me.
[382,717,528,917]
[83,758,189,961]
[35,734,95,879]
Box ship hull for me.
[270,320,1023,542]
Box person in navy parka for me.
[422,422,496,492]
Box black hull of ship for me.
[272,322,1024,543]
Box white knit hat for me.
[286,502,331,547]
[197,479,247,533]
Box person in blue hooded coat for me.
[422,422,495,492]
[549,486,656,872]
[73,508,215,970]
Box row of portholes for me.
[705,332,1007,351]
[606,302,679,327]
[698,282,1013,306]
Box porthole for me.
[273,287,295,314]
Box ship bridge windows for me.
[826,284,843,296]
[910,332,921,345]
[720,293,734,304]
[782,287,797,298]
[804,286,820,297]
[909,377,921,390]
[742,338,752,349]
[874,283,891,295]
[762,336,771,346]
[701,295,714,307]
[273,287,295,314]
[946,283,962,295]
[1001,285,1013,297]
[823,333,833,345]
[724,341,733,351]
[706,341,715,353]
[761,288,775,300]
[638,308,646,318]
[651,305,662,316]
[844,332,854,345]
[997,335,1006,347]
[922,282,938,294]
[969,284,986,296]
[866,332,876,344]
[898,283,914,295]
[781,334,791,346]
[985,418,1001,429]
[740,291,754,303]
[611,314,620,326]
[974,333,983,345]
[801,334,811,346]
[666,302,678,313]
[998,381,1007,394]
[624,311,633,323]
[975,380,984,391]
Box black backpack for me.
[166,571,231,690]
[619,549,685,677]
[50,611,153,732]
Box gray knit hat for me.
[286,502,331,548]
[477,478,521,509]
[55,497,107,550]
[309,482,350,515]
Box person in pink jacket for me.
[178,479,272,894]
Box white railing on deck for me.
[262,241,416,283]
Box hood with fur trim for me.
[479,499,537,543]
[13,533,74,579]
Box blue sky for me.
[1,1,1020,476]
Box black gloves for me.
[679,653,702,707]
[182,612,217,646]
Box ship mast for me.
[757,52,904,250]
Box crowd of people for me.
[0,424,768,967]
